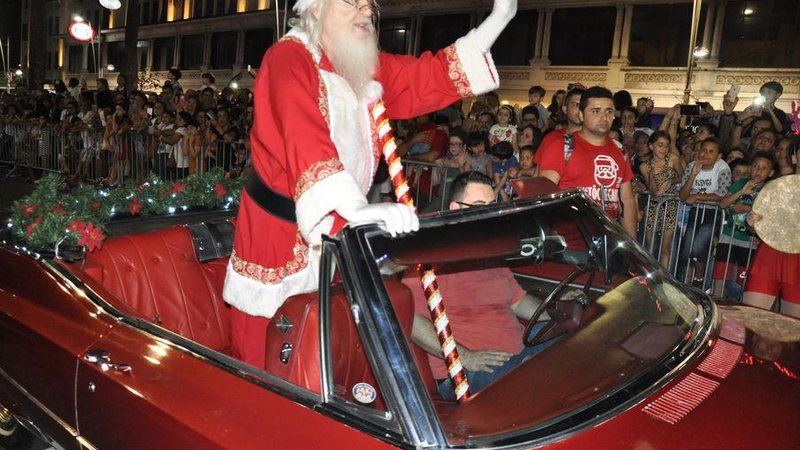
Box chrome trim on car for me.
[0,365,94,449]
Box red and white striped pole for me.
[370,100,470,401]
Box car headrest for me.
[186,220,235,262]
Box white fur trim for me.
[320,71,378,194]
[363,80,384,104]
[285,29,321,63]
[454,30,500,95]
[296,170,366,242]
[222,253,320,318]
[293,0,316,15]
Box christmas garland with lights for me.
[6,170,242,252]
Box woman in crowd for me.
[640,131,683,267]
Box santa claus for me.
[223,0,517,368]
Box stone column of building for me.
[607,3,632,90]
[174,34,182,72]
[618,3,634,62]
[532,8,545,61]
[540,8,553,62]
[608,3,625,61]
[709,0,726,65]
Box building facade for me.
[23,0,800,110]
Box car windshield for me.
[367,194,709,446]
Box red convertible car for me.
[1,190,798,449]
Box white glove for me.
[474,0,518,53]
[336,201,420,237]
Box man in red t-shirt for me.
[535,86,637,238]
[405,172,550,399]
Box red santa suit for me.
[223,28,501,367]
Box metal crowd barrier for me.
[400,159,461,213]
[2,120,758,300]
[638,193,757,301]
[1,121,249,184]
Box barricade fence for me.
[2,123,753,300]
[1,122,248,185]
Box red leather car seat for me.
[264,281,439,405]
[83,226,231,353]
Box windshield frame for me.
[357,190,717,448]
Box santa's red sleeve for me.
[378,30,500,120]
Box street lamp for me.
[97,1,122,79]
[692,46,710,59]
[682,0,703,104]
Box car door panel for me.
[0,250,111,449]
[76,322,398,449]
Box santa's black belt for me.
[244,171,297,224]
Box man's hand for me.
[740,179,762,196]
[685,194,698,205]
[459,347,513,373]
[723,94,738,115]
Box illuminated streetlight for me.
[107,64,115,71]
[693,46,710,58]
[14,69,22,76]
[743,8,754,15]
[73,14,84,22]
[230,81,239,89]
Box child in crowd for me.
[728,158,750,183]
[726,147,747,163]
[466,131,491,175]
[640,131,683,268]
[677,137,731,286]
[526,85,549,130]
[488,105,517,146]
[509,145,537,179]
[712,151,776,299]
[488,141,517,201]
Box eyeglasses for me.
[337,0,379,15]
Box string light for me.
[167,206,177,214]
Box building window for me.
[379,17,410,55]
[213,0,226,16]
[549,7,616,66]
[629,4,708,67]
[152,37,176,70]
[492,9,537,65]
[720,0,800,67]
[180,34,205,69]
[210,31,237,69]
[68,46,83,72]
[138,40,149,71]
[419,14,471,54]
[193,0,205,18]
[158,0,169,23]
[106,41,126,69]
[141,1,152,25]
[244,28,274,68]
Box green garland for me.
[6,170,242,251]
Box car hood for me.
[544,305,800,450]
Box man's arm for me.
[510,293,545,321]
[619,181,638,238]
[411,314,513,373]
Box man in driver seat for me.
[404,171,558,399]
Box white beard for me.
[326,26,379,100]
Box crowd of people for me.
[0,71,797,316]
[0,70,251,185]
[393,81,799,316]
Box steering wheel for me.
[523,264,595,347]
